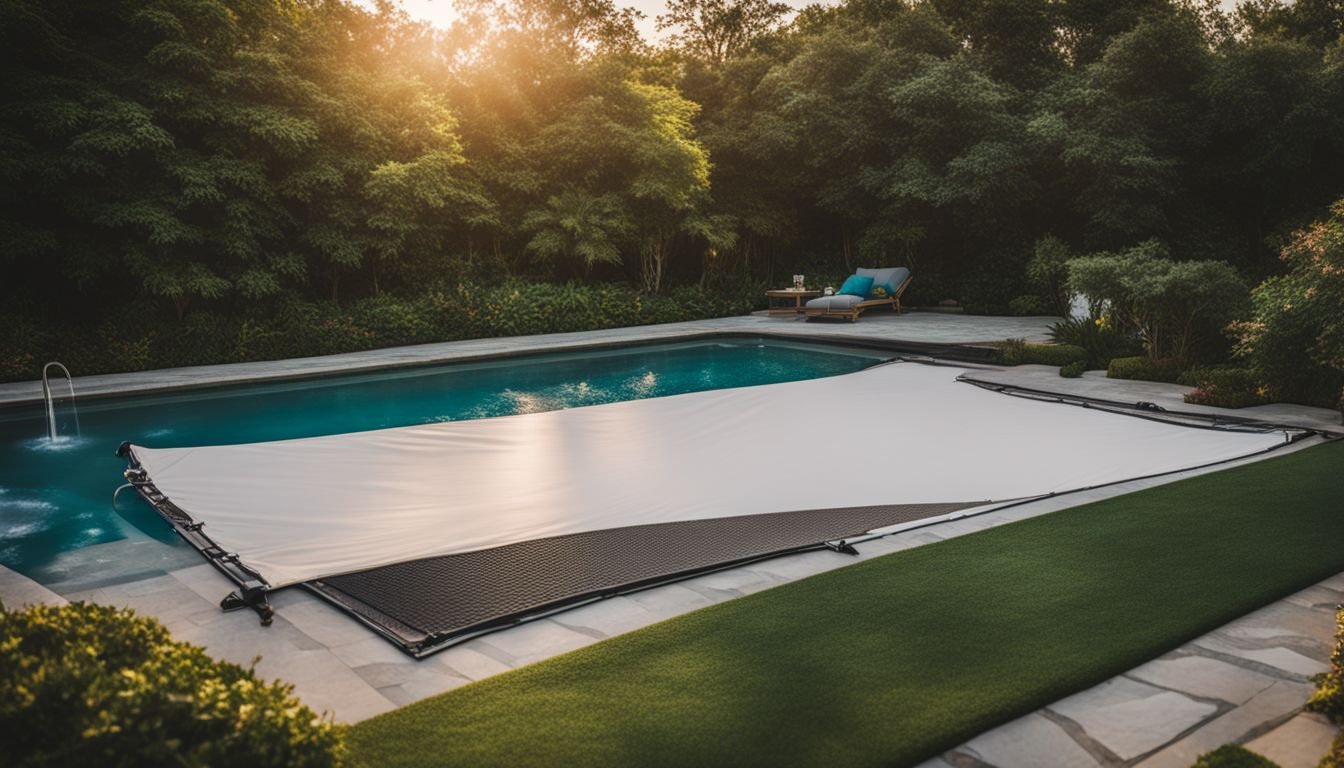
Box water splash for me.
[22,435,91,453]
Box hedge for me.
[0,280,763,383]
[0,602,346,768]
[997,340,1088,367]
[1106,356,1183,383]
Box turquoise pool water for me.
[0,338,888,574]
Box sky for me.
[366,0,1245,44]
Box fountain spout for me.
[41,362,79,441]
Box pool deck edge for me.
[0,312,1054,408]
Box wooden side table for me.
[766,289,821,316]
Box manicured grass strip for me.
[349,442,1344,768]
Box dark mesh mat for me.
[308,501,978,656]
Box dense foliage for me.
[1231,199,1344,409]
[1067,241,1247,361]
[0,601,346,768]
[1181,366,1270,408]
[1307,606,1344,768]
[1309,606,1344,726]
[2,0,1344,381]
[1,280,757,379]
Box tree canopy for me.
[2,0,1342,321]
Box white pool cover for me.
[127,363,1286,588]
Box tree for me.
[522,190,633,273]
[657,0,792,65]
[1238,0,1344,50]
[931,0,1064,88]
[538,73,713,290]
[1068,241,1248,361]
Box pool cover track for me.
[117,360,1312,658]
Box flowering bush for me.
[1231,199,1344,410]
[1308,606,1344,768]
[1182,368,1271,409]
[1308,606,1344,725]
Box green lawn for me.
[349,441,1344,768]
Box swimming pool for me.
[0,338,890,575]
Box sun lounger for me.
[805,267,911,322]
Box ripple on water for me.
[21,435,93,453]
[1,521,48,539]
[0,498,56,513]
[0,496,55,542]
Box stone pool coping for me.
[0,311,1061,407]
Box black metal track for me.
[117,443,276,624]
[955,375,1330,438]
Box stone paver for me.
[952,712,1103,768]
[1133,680,1314,768]
[0,564,66,607]
[1244,713,1339,768]
[472,618,601,667]
[1192,634,1329,680]
[1127,655,1279,706]
[1048,677,1219,761]
[550,595,666,638]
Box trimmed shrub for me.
[1107,356,1182,383]
[1189,745,1280,768]
[1060,361,1087,378]
[997,340,1087,367]
[1027,344,1088,366]
[0,602,346,768]
[1182,368,1271,409]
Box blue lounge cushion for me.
[856,267,910,298]
[837,275,874,297]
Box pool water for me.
[0,338,888,574]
